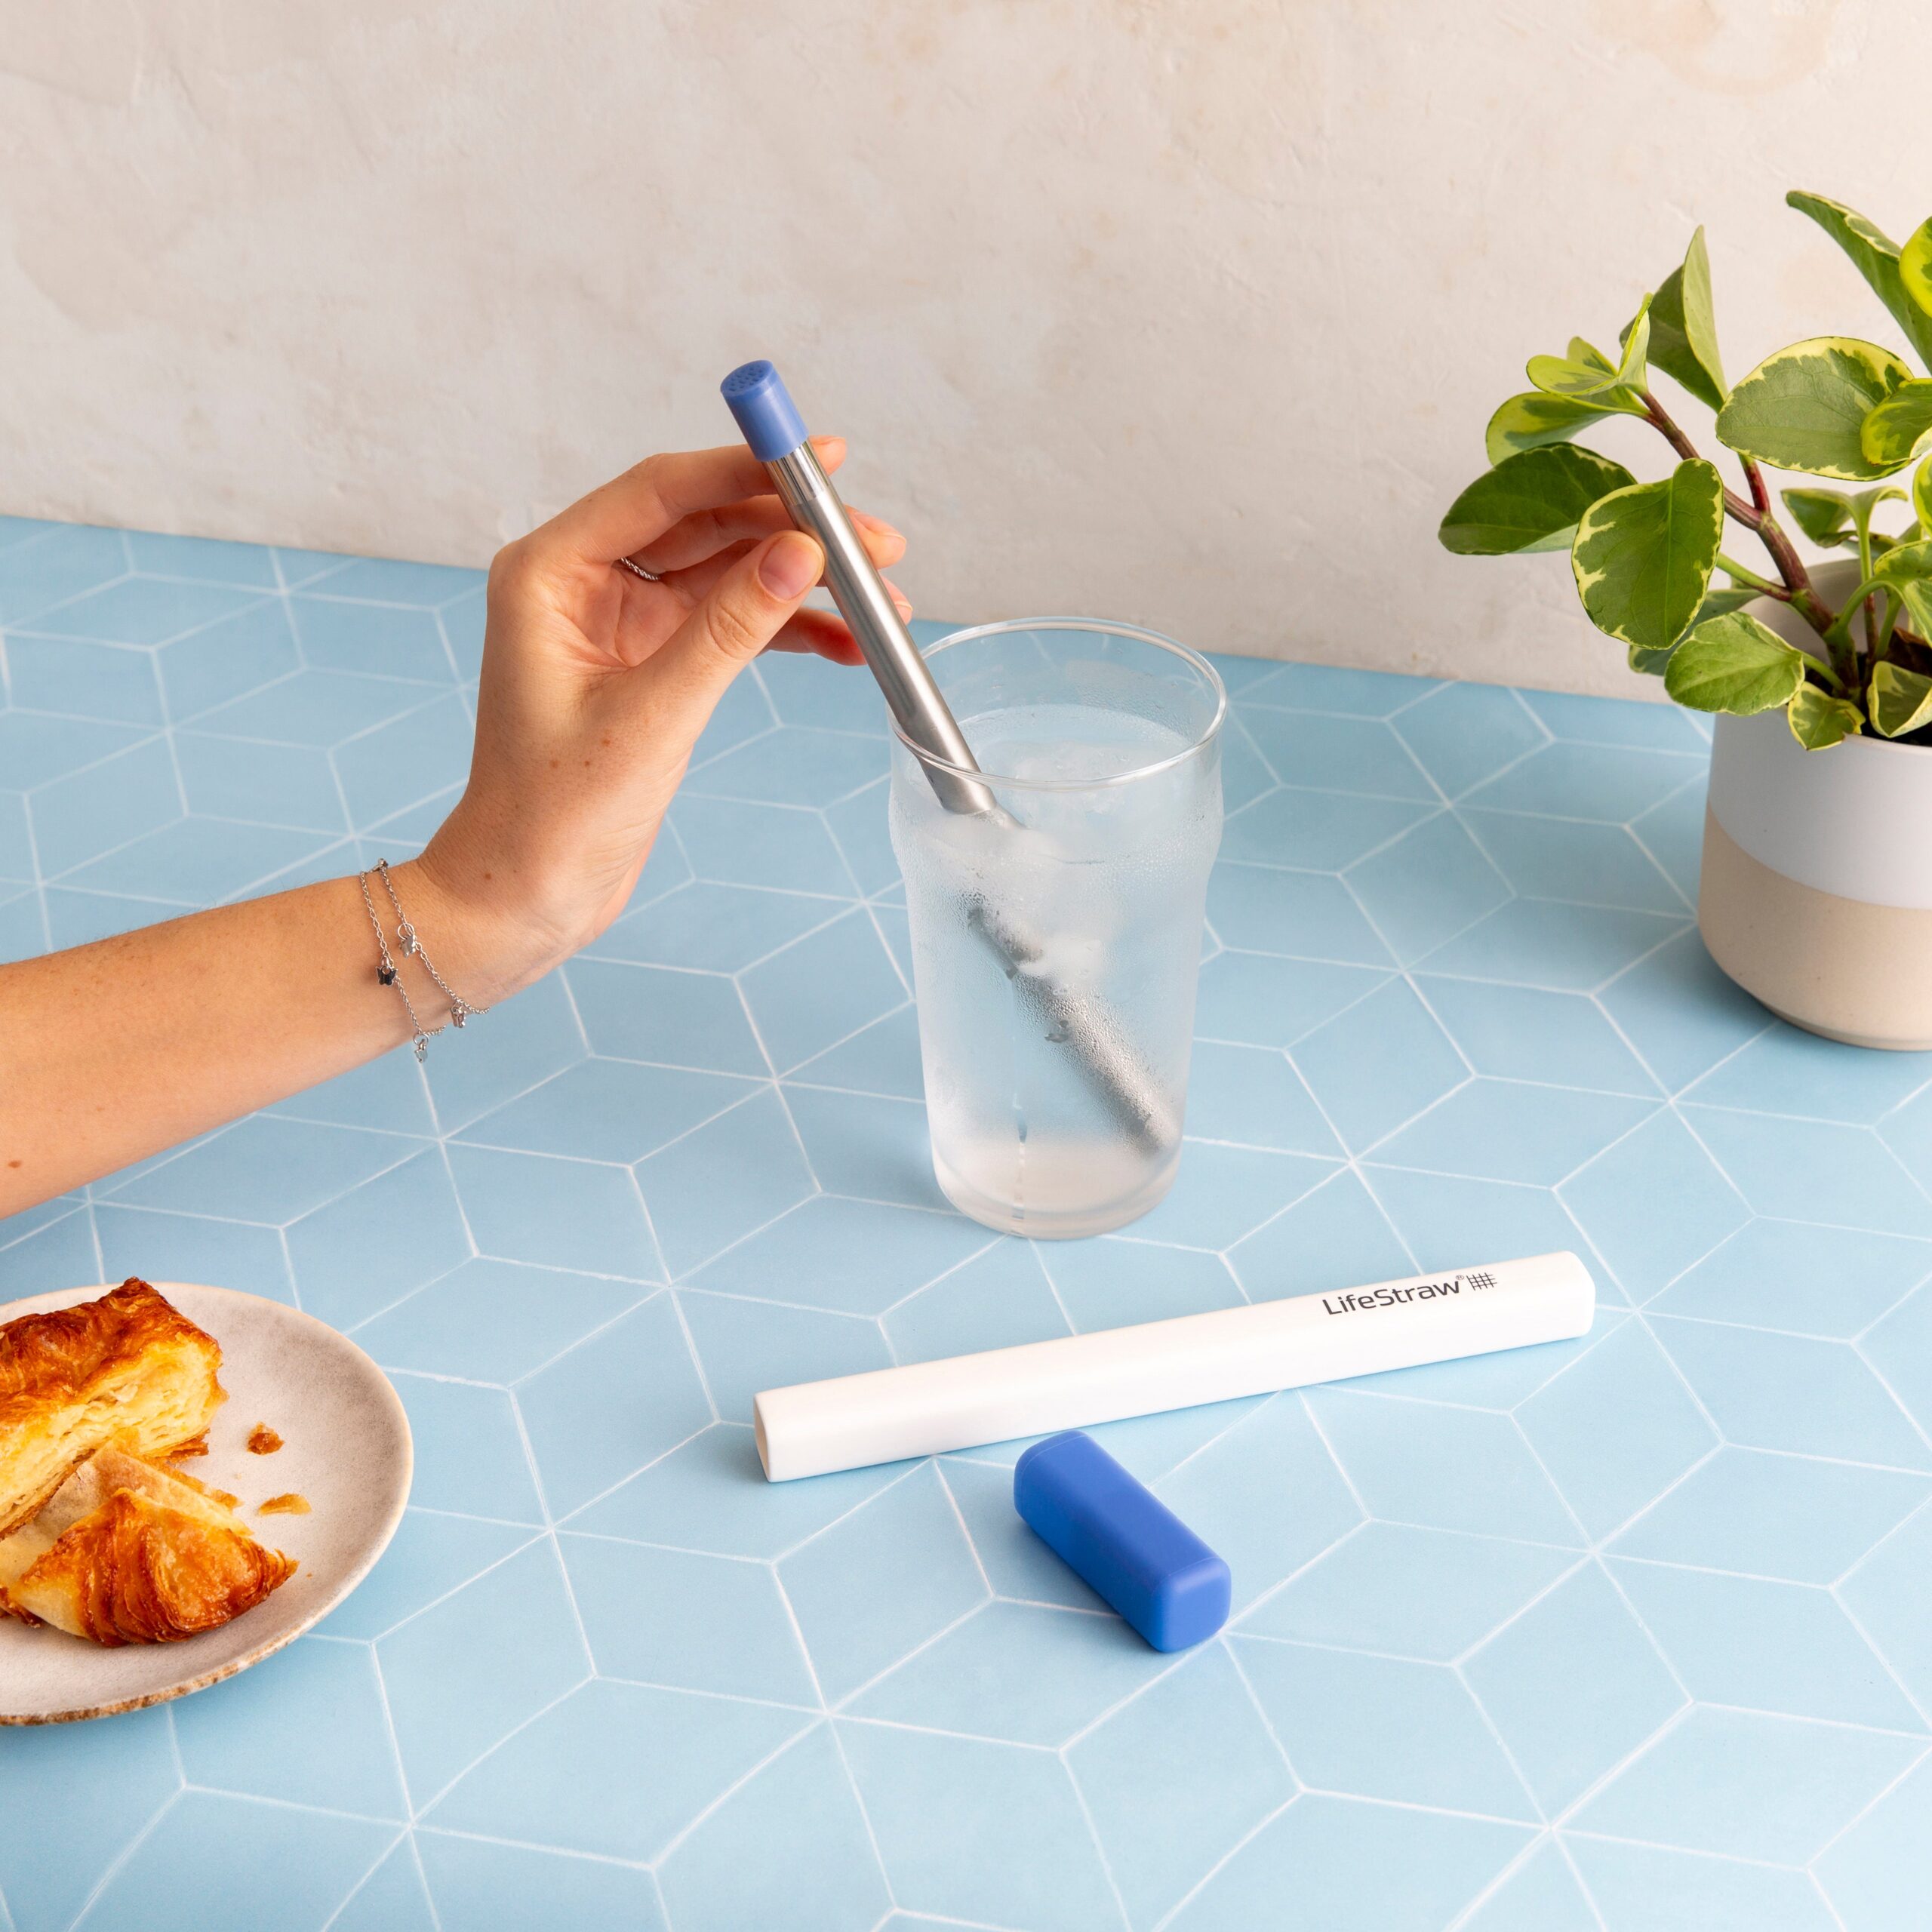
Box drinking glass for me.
[889,619,1225,1237]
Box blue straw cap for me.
[721,360,810,462]
[1014,1431,1231,1651]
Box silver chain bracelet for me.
[357,859,489,1062]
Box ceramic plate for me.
[0,1281,412,1725]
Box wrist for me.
[392,836,569,1009]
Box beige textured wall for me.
[1,1,1927,692]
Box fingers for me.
[635,500,903,577]
[641,531,827,730]
[650,533,910,620]
[767,607,868,665]
[537,436,846,568]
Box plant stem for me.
[1877,593,1901,658]
[1641,393,1702,465]
[1760,528,1841,665]
[1715,555,1787,598]
[1824,577,1894,648]
[1638,389,1848,678]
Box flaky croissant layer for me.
[0,1285,297,1647]
[0,1446,296,1645]
[0,1279,225,1535]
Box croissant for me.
[0,1444,295,1645]
[0,1279,225,1535]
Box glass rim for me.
[891,617,1229,793]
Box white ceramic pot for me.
[1700,562,1932,1050]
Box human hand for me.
[405,438,905,998]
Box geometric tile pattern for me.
[3,515,1932,1928]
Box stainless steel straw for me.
[721,361,1177,1151]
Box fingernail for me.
[854,511,904,541]
[761,532,820,599]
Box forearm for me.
[0,439,885,1221]
[0,859,533,1216]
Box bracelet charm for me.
[356,861,488,1060]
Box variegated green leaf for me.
[1786,192,1932,368]
[1631,577,1758,678]
[1916,454,1932,532]
[1873,538,1932,586]
[1780,488,1857,545]
[1715,337,1913,479]
[1899,218,1932,319]
[1529,299,1651,403]
[1483,392,1636,465]
[1899,578,1932,640]
[1571,459,1724,650]
[1778,485,1912,556]
[1869,659,1932,737]
[1439,446,1638,556]
[1861,380,1932,466]
[1842,488,1912,571]
[1787,683,1863,748]
[1855,485,1909,518]
[1644,227,1727,410]
[1663,610,1807,714]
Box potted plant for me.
[1440,192,1932,1049]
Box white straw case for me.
[755,1251,1594,1481]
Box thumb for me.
[644,530,824,730]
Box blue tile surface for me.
[1569,1706,1920,1865]
[1463,808,1690,915]
[69,1790,393,1932]
[329,1836,438,1932]
[1346,810,1513,963]
[416,1830,669,1932]
[1392,678,1548,798]
[156,596,303,718]
[0,1705,178,1932]
[1461,1562,1685,1814]
[1566,1835,1841,1931]
[423,1678,811,1863]
[377,1536,591,1805]
[1232,1635,1537,1817]
[838,1721,1123,1931]
[0,521,128,623]
[14,574,262,645]
[171,1635,410,1818]
[5,525,1932,1927]
[656,1724,889,1932]
[850,1599,1165,1745]
[1069,1642,1294,1929]
[1167,1792,1531,1930]
[560,1532,820,1704]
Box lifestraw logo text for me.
[1321,1272,1497,1316]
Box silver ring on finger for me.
[615,555,662,583]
